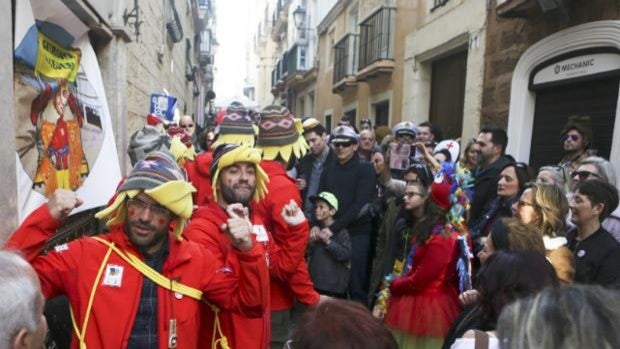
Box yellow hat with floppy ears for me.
[95,150,196,240]
[210,144,269,203]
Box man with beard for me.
[4,150,269,348]
[469,127,513,225]
[185,143,309,348]
[559,115,593,174]
[296,121,335,217]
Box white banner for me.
[14,0,121,222]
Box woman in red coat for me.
[384,164,473,349]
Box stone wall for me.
[481,0,620,128]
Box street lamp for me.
[293,5,306,30]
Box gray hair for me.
[0,251,42,347]
[580,156,617,187]
[497,285,620,349]
[537,166,566,188]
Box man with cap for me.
[4,150,269,348]
[390,121,420,180]
[254,105,320,348]
[318,125,377,304]
[185,144,308,348]
[185,108,256,206]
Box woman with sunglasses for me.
[512,182,575,284]
[566,180,620,287]
[470,162,533,243]
[570,156,620,243]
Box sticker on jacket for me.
[54,243,69,253]
[252,225,269,242]
[102,264,124,287]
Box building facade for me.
[482,0,620,180]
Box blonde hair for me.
[528,182,569,237]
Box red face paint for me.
[127,207,136,216]
[157,218,166,225]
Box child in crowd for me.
[307,192,352,298]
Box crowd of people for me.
[1,104,620,349]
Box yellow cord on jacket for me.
[69,242,114,349]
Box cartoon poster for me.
[14,0,121,222]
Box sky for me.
[213,0,255,100]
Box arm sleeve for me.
[331,164,376,233]
[4,204,62,261]
[595,247,620,288]
[383,178,406,197]
[202,242,270,318]
[390,236,454,295]
[286,260,320,306]
[325,229,351,262]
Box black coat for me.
[469,155,514,225]
[567,227,620,288]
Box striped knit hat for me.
[256,105,308,162]
[95,150,196,240]
[212,112,256,149]
[210,144,269,203]
[127,125,171,166]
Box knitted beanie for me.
[210,144,269,203]
[256,105,308,161]
[212,112,256,149]
[96,150,196,240]
[127,125,171,166]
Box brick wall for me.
[481,0,620,128]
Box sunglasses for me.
[515,162,529,170]
[562,134,580,142]
[333,142,354,148]
[571,170,600,181]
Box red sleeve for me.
[4,204,62,261]
[257,180,309,280]
[390,235,456,295]
[286,260,320,306]
[4,204,88,300]
[266,220,309,280]
[201,242,270,318]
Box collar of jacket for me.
[103,227,193,271]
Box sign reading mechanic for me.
[532,52,620,87]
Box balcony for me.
[198,29,212,66]
[271,55,288,95]
[271,0,291,41]
[356,6,395,81]
[333,33,359,93]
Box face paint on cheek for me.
[127,207,136,216]
[157,218,166,226]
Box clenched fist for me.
[280,200,306,227]
[221,203,253,251]
[47,189,83,221]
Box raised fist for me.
[280,200,306,227]
[221,203,253,251]
[47,189,83,221]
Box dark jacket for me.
[469,155,514,224]
[469,196,517,240]
[307,226,351,294]
[319,152,377,235]
[296,148,336,216]
[567,227,620,288]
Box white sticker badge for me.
[252,225,269,242]
[102,264,124,287]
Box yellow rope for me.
[69,242,114,349]
[91,237,229,348]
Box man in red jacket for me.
[185,143,308,348]
[4,150,269,349]
[254,105,320,348]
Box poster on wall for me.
[13,0,121,222]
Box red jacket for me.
[185,201,311,348]
[4,205,269,349]
[252,160,319,310]
[185,151,214,206]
